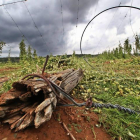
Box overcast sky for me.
[0,0,140,57]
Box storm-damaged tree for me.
[19,39,27,61]
[123,38,132,58]
[0,41,6,56]
[134,35,140,56]
[33,49,38,62]
[7,48,11,63]
[27,45,32,63]
[114,47,119,58]
[33,49,37,58]
[118,42,123,59]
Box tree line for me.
[0,39,38,63]
[19,39,37,62]
[100,34,140,59]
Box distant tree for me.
[8,48,11,63]
[19,39,27,60]
[133,47,136,56]
[135,34,140,55]
[99,38,134,59]
[0,41,6,55]
[114,48,118,58]
[64,53,67,59]
[118,42,123,59]
[123,38,132,58]
[33,49,37,59]
[72,50,75,57]
[27,45,32,62]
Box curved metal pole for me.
[80,6,140,55]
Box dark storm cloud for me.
[1,0,140,57]
[0,0,99,57]
[59,0,98,24]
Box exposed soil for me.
[0,67,18,72]
[0,99,111,140]
[0,67,19,77]
[0,77,9,83]
[0,77,9,88]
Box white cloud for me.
[1,0,140,57]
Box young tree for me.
[33,49,37,59]
[118,42,123,59]
[72,50,75,57]
[19,39,27,60]
[0,41,6,56]
[123,38,132,58]
[8,48,11,63]
[27,45,32,62]
[114,48,119,58]
[135,34,140,55]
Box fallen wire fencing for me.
[0,56,139,132]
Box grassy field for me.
[0,55,140,140]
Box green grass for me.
[1,55,140,139]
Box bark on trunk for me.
[0,68,83,131]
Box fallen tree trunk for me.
[0,68,83,131]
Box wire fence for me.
[0,1,139,58]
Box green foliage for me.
[134,35,140,56]
[118,42,123,59]
[19,39,27,61]
[1,42,140,139]
[124,38,132,58]
[0,41,6,55]
[69,56,140,139]
[99,37,135,60]
[8,48,11,63]
[33,49,38,61]
[18,39,38,64]
[72,50,76,57]
[27,45,32,62]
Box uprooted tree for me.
[0,56,83,131]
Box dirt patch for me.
[0,77,9,88]
[0,77,9,83]
[0,67,18,72]
[0,67,19,77]
[0,101,111,140]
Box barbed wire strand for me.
[76,0,79,27]
[105,35,134,52]
[60,0,64,36]
[0,38,17,49]
[96,1,121,47]
[90,0,99,29]
[88,2,121,55]
[129,0,136,37]
[74,0,80,54]
[23,2,51,54]
[115,0,135,36]
[98,0,136,51]
[0,39,16,58]
[100,6,135,53]
[117,13,128,33]
[3,5,31,47]
[0,0,26,7]
[59,0,66,54]
[105,1,137,52]
[80,6,140,69]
